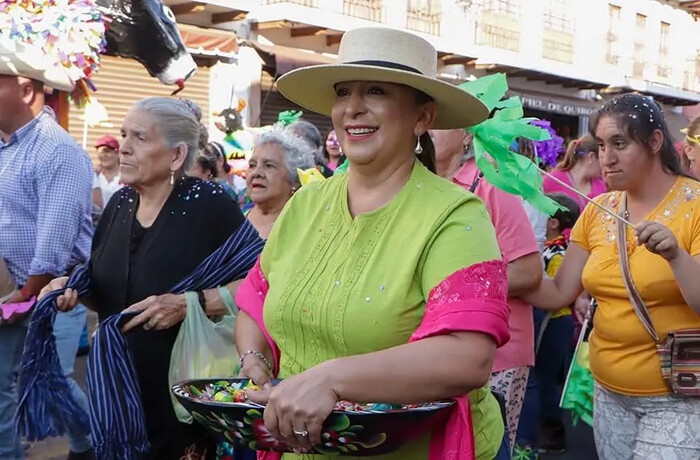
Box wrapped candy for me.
[186,381,435,413]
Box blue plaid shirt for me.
[0,107,93,285]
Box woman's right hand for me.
[239,353,273,387]
[38,277,78,312]
[573,295,592,324]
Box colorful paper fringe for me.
[334,158,349,176]
[277,110,304,127]
[560,319,594,427]
[0,0,107,99]
[459,73,562,216]
[530,119,564,168]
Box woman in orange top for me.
[524,93,700,460]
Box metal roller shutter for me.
[259,71,333,137]
[68,55,210,164]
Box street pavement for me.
[541,416,598,460]
[25,355,87,460]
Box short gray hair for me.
[131,97,201,172]
[254,126,317,187]
[289,120,326,165]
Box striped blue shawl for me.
[16,219,264,460]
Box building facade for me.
[162,0,700,141]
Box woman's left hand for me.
[247,363,339,452]
[121,293,187,333]
[635,221,680,261]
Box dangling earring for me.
[414,136,423,155]
[169,171,175,186]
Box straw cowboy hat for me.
[0,42,73,91]
[276,27,488,130]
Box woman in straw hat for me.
[235,27,509,459]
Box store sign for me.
[519,94,597,117]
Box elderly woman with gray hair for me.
[246,126,316,238]
[39,97,256,459]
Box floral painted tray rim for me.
[172,380,455,415]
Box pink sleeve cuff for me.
[411,259,510,347]
[235,257,280,374]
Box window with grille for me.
[633,13,647,79]
[264,0,318,5]
[408,0,441,12]
[660,21,670,55]
[658,21,671,78]
[636,13,646,29]
[606,4,621,65]
[543,0,572,33]
[407,0,442,35]
[476,0,520,17]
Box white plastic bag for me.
[169,288,239,423]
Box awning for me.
[245,41,335,77]
[480,64,608,90]
[678,0,700,18]
[665,110,691,140]
[603,81,700,106]
[179,24,238,59]
[512,89,601,117]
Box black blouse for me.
[90,177,245,459]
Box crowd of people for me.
[0,24,699,460]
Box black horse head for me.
[213,99,246,134]
[214,108,244,134]
[96,0,196,87]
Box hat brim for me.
[0,47,74,91]
[276,64,489,130]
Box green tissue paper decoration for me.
[560,320,594,427]
[277,110,304,126]
[459,73,562,216]
[334,158,349,176]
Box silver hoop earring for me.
[414,137,423,155]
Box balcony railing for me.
[263,0,319,5]
[343,0,383,22]
[406,7,442,35]
[683,69,700,92]
[476,24,519,51]
[475,10,520,52]
[606,32,619,65]
[658,65,672,79]
[542,30,574,63]
[606,53,620,65]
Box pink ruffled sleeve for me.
[411,259,510,346]
[235,257,280,374]
[410,259,510,460]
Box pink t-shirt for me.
[542,169,607,213]
[454,161,539,371]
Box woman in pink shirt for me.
[542,134,606,213]
[433,129,542,453]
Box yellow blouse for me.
[571,176,700,396]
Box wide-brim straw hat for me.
[0,42,73,91]
[276,27,488,130]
